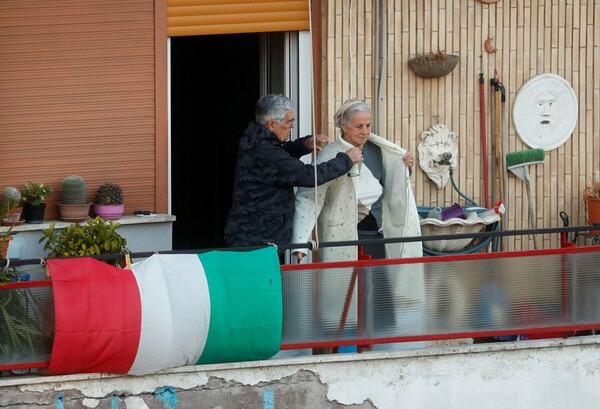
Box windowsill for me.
[0,214,176,234]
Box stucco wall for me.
[2,336,600,408]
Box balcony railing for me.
[1,225,599,373]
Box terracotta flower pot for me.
[586,197,600,235]
[59,203,92,222]
[1,206,23,226]
[1,235,12,258]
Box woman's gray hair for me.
[333,99,371,128]
[255,94,294,125]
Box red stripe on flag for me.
[45,258,142,375]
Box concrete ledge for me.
[2,336,600,408]
[1,214,175,260]
[0,214,176,235]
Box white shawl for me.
[292,132,422,261]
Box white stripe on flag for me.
[129,254,210,375]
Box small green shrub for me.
[39,217,128,265]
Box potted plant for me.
[93,182,125,220]
[583,181,600,235]
[1,186,23,226]
[39,216,128,266]
[58,175,91,222]
[21,182,53,224]
[1,244,47,363]
[1,191,46,362]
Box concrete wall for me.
[2,336,600,408]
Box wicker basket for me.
[408,54,459,78]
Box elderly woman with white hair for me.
[291,99,424,349]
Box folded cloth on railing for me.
[44,246,282,376]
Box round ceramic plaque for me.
[512,73,578,151]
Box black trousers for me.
[358,230,396,331]
[358,230,385,259]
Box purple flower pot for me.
[93,204,125,220]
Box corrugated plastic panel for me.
[281,248,600,348]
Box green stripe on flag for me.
[196,246,282,364]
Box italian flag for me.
[44,246,282,376]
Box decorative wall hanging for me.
[512,73,578,151]
[408,52,459,78]
[418,124,459,189]
[484,37,496,53]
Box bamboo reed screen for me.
[321,0,600,251]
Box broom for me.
[506,148,545,249]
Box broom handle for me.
[494,86,504,251]
[479,73,490,208]
[495,88,504,204]
[525,179,538,249]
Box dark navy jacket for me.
[224,121,352,251]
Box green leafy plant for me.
[1,188,45,361]
[1,242,45,362]
[39,217,128,266]
[0,284,45,361]
[94,182,123,205]
[21,182,53,206]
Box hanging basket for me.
[408,53,459,78]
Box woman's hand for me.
[293,251,305,261]
[346,147,364,164]
[402,151,415,169]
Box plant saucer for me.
[60,217,87,223]
[1,219,25,226]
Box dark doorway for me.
[171,34,260,251]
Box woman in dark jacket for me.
[224,94,362,260]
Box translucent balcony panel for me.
[281,248,600,347]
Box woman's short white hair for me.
[333,99,371,128]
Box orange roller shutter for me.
[167,0,310,36]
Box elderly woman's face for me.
[341,111,371,149]
[268,110,295,143]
